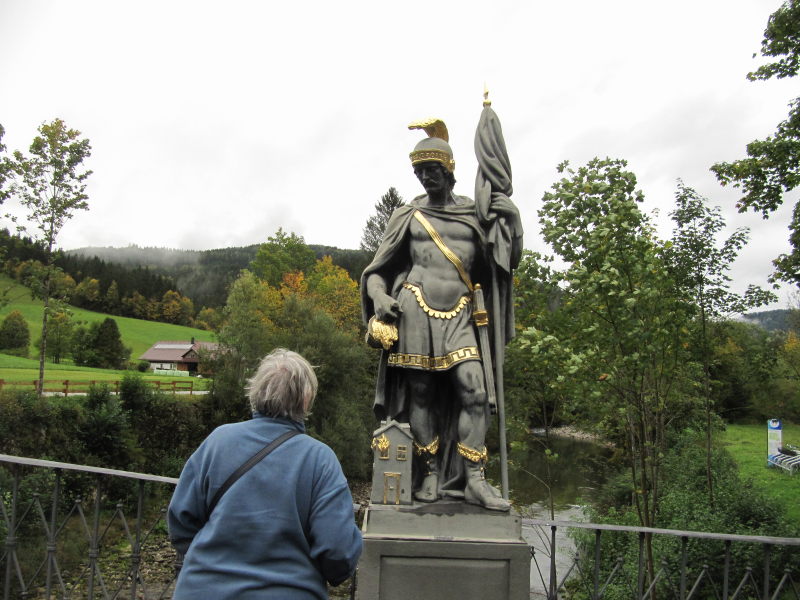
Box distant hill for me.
[67,244,260,309]
[68,244,371,309]
[741,309,792,332]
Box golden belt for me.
[402,282,471,320]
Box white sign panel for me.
[767,419,782,456]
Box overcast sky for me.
[1,1,797,309]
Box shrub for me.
[119,372,205,476]
[578,430,800,599]
[0,310,30,357]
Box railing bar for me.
[131,481,145,600]
[763,544,772,600]
[600,556,624,595]
[531,548,549,596]
[730,569,749,600]
[3,469,20,600]
[14,497,37,534]
[45,469,61,599]
[593,529,601,600]
[749,567,763,599]
[723,540,731,600]
[790,572,800,600]
[770,570,790,600]
[548,525,557,600]
[528,524,552,557]
[523,519,800,545]
[29,494,55,590]
[680,536,688,600]
[642,562,666,600]
[111,502,141,599]
[138,508,168,547]
[0,455,179,485]
[87,479,101,598]
[637,532,645,600]
[98,504,122,546]
[555,554,578,592]
[686,567,708,600]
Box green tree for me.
[360,187,404,253]
[0,124,11,204]
[249,229,316,287]
[305,255,362,334]
[664,182,777,506]
[0,310,30,357]
[121,291,149,319]
[538,158,699,579]
[74,277,101,308]
[0,125,12,309]
[160,289,194,325]
[72,318,130,369]
[195,306,223,331]
[104,280,120,312]
[506,251,580,518]
[39,308,74,364]
[9,118,91,394]
[711,0,800,284]
[93,317,130,369]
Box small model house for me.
[370,419,413,505]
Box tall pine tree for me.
[360,187,404,254]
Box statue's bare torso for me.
[407,206,476,308]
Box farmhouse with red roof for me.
[138,339,218,375]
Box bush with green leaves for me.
[119,372,205,476]
[0,309,30,357]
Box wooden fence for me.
[0,379,197,396]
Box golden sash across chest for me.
[412,210,474,292]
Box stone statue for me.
[361,99,523,511]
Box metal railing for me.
[524,518,800,600]
[1,454,180,599]
[3,453,799,599]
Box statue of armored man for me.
[361,95,523,511]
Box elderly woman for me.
[168,349,362,599]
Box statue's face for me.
[413,161,448,196]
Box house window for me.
[397,445,408,461]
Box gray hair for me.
[246,348,318,421]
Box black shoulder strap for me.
[207,429,301,516]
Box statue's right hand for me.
[374,294,402,323]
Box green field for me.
[0,353,208,390]
[720,422,800,523]
[0,274,215,360]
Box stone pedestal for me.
[356,500,530,600]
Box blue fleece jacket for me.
[168,415,362,599]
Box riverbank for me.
[531,425,613,447]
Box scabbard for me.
[472,284,497,414]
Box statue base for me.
[356,499,530,600]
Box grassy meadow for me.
[0,353,208,390]
[0,274,216,384]
[0,274,215,360]
[720,422,800,523]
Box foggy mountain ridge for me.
[66,243,372,309]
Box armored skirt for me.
[387,282,480,371]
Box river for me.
[489,430,616,598]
